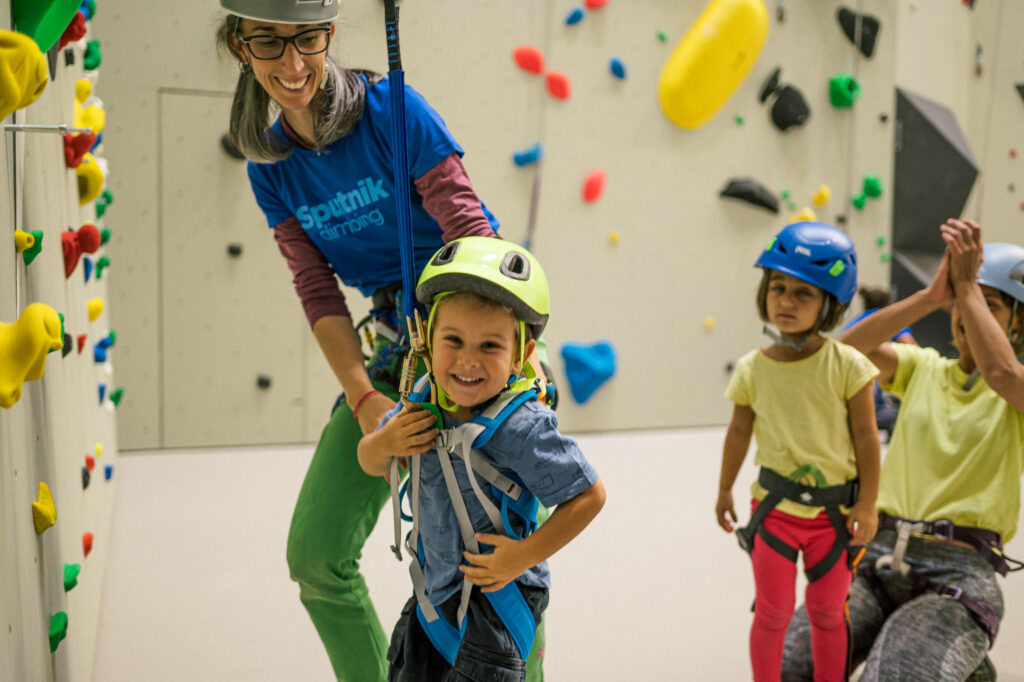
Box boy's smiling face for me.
[430,294,526,416]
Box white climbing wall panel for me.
[96,0,1023,450]
[0,5,120,681]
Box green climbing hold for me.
[84,0,96,18]
[109,387,125,406]
[106,330,117,347]
[84,40,102,71]
[100,228,111,245]
[96,255,111,279]
[829,73,862,108]
[880,252,892,263]
[95,189,114,218]
[875,234,886,246]
[656,30,668,43]
[49,612,68,652]
[64,563,82,592]
[780,189,791,199]
[863,172,883,198]
[851,193,867,210]
[734,114,745,125]
[50,313,66,355]
[23,230,44,266]
[786,200,798,211]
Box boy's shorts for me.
[387,583,548,682]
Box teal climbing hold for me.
[560,341,617,405]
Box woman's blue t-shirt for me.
[246,75,499,296]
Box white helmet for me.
[220,0,339,23]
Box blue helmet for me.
[977,243,1024,305]
[755,221,858,304]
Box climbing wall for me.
[0,3,119,680]
[95,0,1021,449]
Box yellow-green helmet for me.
[416,237,550,338]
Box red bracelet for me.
[352,389,382,420]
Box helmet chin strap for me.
[762,298,831,352]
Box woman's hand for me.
[716,490,737,532]
[940,218,983,289]
[922,250,955,309]
[847,500,878,546]
[461,533,534,592]
[355,391,397,436]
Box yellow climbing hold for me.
[74,78,106,134]
[704,316,716,330]
[789,206,817,223]
[32,482,57,534]
[0,303,63,408]
[87,298,104,322]
[76,153,105,205]
[608,231,620,244]
[812,185,831,206]
[14,229,35,253]
[95,442,103,457]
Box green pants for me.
[286,379,546,681]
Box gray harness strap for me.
[388,386,527,628]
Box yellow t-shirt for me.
[725,337,878,518]
[878,344,1024,541]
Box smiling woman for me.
[209,1,556,679]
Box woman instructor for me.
[215,2,545,679]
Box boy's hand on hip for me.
[460,533,532,593]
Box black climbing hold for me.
[227,243,243,257]
[725,362,735,373]
[837,7,881,58]
[759,66,781,103]
[62,333,73,358]
[82,466,90,490]
[221,133,246,161]
[256,375,272,389]
[1015,84,1024,104]
[64,48,75,67]
[719,178,780,214]
[879,113,889,123]
[836,214,848,225]
[771,85,810,131]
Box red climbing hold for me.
[582,169,607,202]
[85,454,95,472]
[63,132,97,169]
[62,223,102,278]
[585,0,611,8]
[76,334,87,354]
[82,532,94,557]
[512,46,544,75]
[546,71,571,100]
[58,12,87,51]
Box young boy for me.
[358,237,606,681]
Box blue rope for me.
[383,0,417,320]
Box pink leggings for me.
[749,501,852,682]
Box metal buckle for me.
[930,519,955,541]
[946,586,963,601]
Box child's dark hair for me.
[756,269,848,333]
[858,286,893,311]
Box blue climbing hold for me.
[104,464,113,481]
[512,142,544,167]
[560,341,617,405]
[610,57,627,80]
[565,7,585,25]
[83,256,93,283]
[98,383,106,404]
[90,132,102,153]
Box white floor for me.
[93,428,1024,681]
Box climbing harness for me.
[861,513,1020,645]
[388,376,541,664]
[736,465,860,582]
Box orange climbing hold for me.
[82,532,94,557]
[546,72,571,99]
[85,454,95,472]
[1,303,63,408]
[512,46,544,75]
[76,333,87,354]
[582,169,607,202]
[585,0,611,7]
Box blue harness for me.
[388,378,541,664]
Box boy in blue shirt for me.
[358,237,606,681]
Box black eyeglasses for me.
[235,26,332,60]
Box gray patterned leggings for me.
[781,530,1004,682]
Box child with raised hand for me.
[715,222,881,682]
[358,237,606,681]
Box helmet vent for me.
[431,242,460,266]
[499,252,531,281]
[1011,266,1024,284]
[810,259,829,266]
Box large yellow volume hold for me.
[658,0,769,129]
[0,303,63,408]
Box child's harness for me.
[860,513,1024,645]
[736,465,860,582]
[387,378,541,664]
